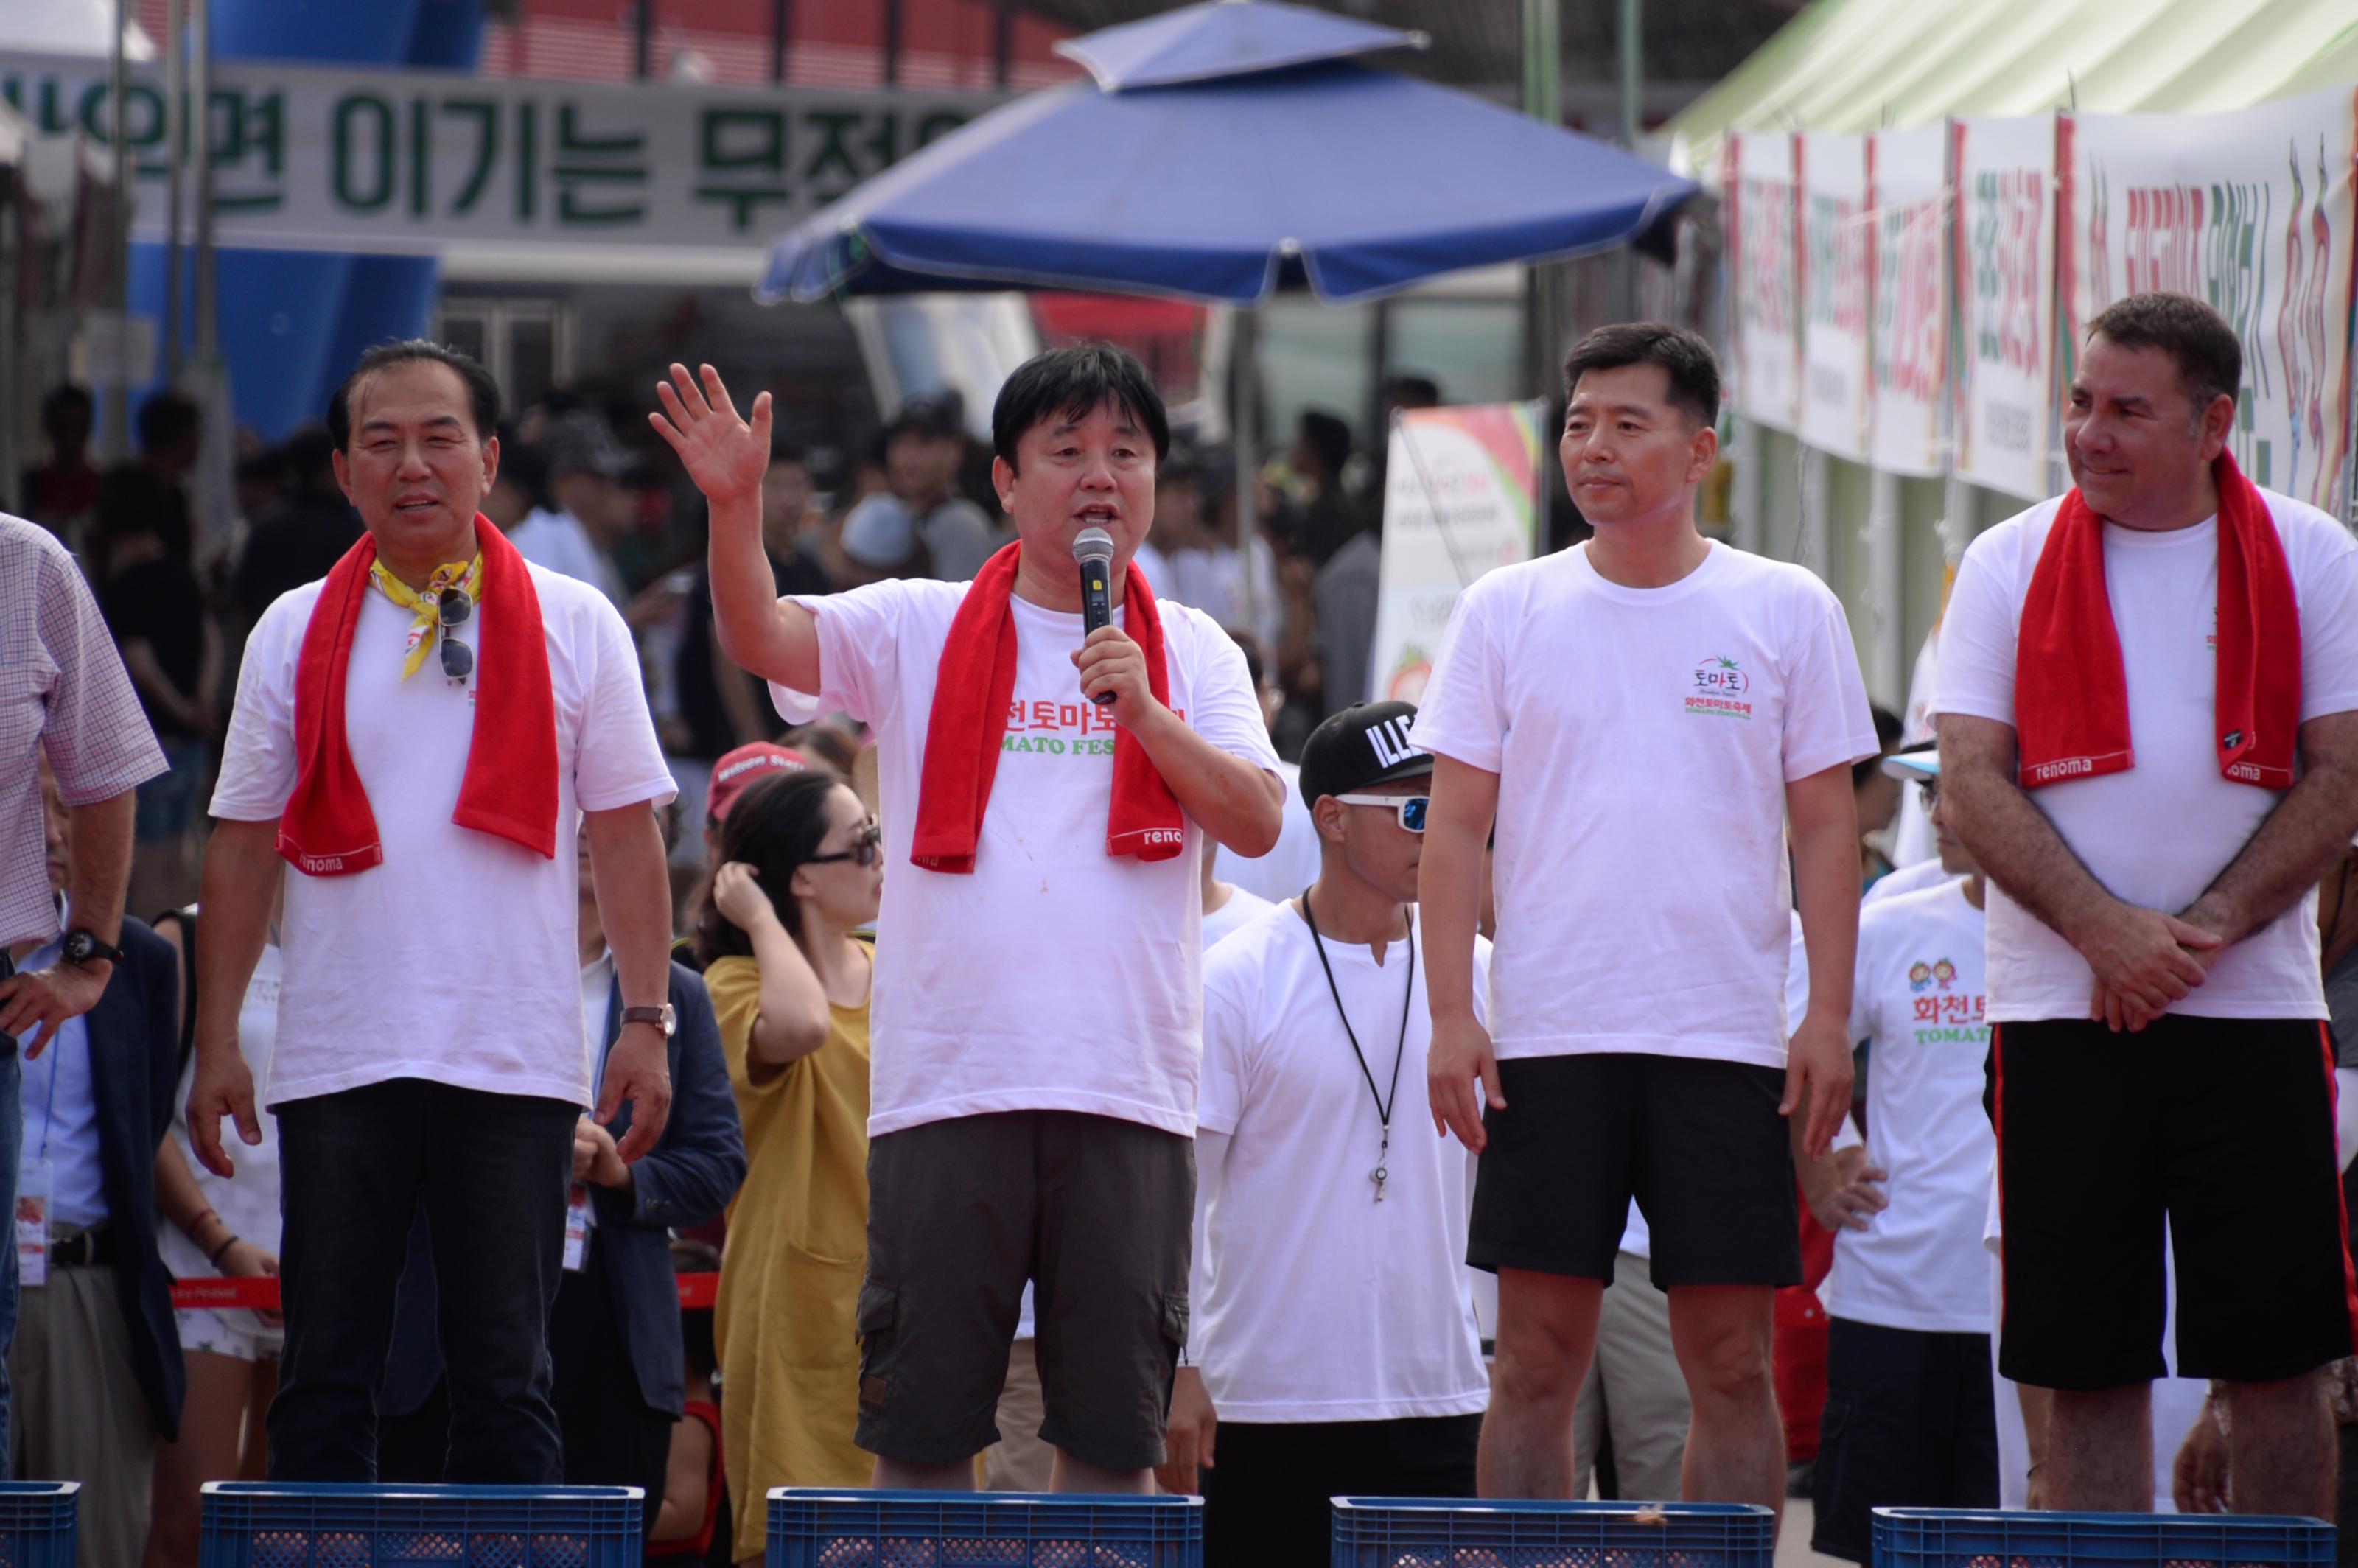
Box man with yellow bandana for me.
[192,341,678,1485]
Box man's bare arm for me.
[1785,762,1862,1156]
[1420,754,1502,1149]
[186,818,281,1175]
[0,788,139,1040]
[1939,713,2217,1025]
[2182,710,2358,945]
[650,362,822,693]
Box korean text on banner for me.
[1799,132,1872,461]
[1953,114,2058,501]
[1371,402,1547,707]
[1731,130,1802,433]
[0,50,994,257]
[2063,85,2358,517]
[1869,122,1950,478]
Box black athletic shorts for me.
[1990,1015,2358,1388]
[856,1110,1194,1469]
[1468,1053,1802,1287]
[1810,1317,1998,1563]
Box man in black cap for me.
[1164,700,1491,1566]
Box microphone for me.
[1073,528,1118,705]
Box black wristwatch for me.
[60,928,122,967]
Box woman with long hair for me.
[699,769,881,1564]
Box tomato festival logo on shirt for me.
[1686,655,1754,720]
[1907,956,1961,992]
[998,698,1184,757]
[1906,953,1986,1040]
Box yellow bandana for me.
[371,556,482,679]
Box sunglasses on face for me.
[438,587,474,682]
[1334,793,1428,833]
[807,819,884,869]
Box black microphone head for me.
[1072,527,1116,568]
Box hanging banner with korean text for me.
[1729,130,1802,432]
[1371,402,1548,708]
[0,50,994,257]
[2062,85,2358,515]
[1799,131,1872,460]
[1952,115,2057,500]
[1868,122,1949,477]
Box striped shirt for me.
[1,515,167,948]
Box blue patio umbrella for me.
[758,0,1698,306]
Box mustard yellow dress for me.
[707,942,873,1558]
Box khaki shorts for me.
[856,1110,1193,1470]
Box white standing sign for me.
[1953,114,2057,500]
[1371,402,1547,707]
[1869,123,1950,478]
[1799,132,1872,461]
[1730,130,1802,433]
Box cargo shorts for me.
[855,1109,1194,1471]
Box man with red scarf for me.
[1937,292,2358,1515]
[187,341,679,1483]
[666,346,1282,1494]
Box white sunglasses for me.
[1333,793,1428,833]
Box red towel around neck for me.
[278,516,560,875]
[2015,452,2300,792]
[910,542,1186,873]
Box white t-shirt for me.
[1410,542,1878,1068]
[1934,493,2358,1021]
[1202,884,1276,951]
[771,579,1280,1138]
[1823,880,1994,1334]
[1194,903,1492,1421]
[1864,855,1957,908]
[211,565,676,1109]
[509,508,624,605]
[1217,761,1321,906]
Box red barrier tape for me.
[171,1273,721,1312]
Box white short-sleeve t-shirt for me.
[1409,542,1879,1068]
[1933,492,2358,1021]
[1823,879,1994,1334]
[211,564,676,1110]
[771,579,1281,1138]
[1195,903,1492,1422]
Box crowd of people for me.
[1,287,2355,1568]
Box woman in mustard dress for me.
[696,769,883,1563]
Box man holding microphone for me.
[660,346,1282,1494]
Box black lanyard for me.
[1301,890,1415,1203]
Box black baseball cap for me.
[1298,701,1432,809]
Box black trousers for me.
[377,1237,673,1534]
[269,1078,578,1483]
[1200,1413,1481,1568]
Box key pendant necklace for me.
[1302,890,1415,1204]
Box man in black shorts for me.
[1417,323,1878,1516]
[1937,292,2358,1514]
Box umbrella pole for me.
[1234,307,1264,657]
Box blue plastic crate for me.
[1871,1509,2337,1568]
[0,1481,79,1568]
[197,1483,643,1568]
[767,1488,1203,1568]
[1329,1498,1777,1568]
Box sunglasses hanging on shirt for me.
[437,587,475,683]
